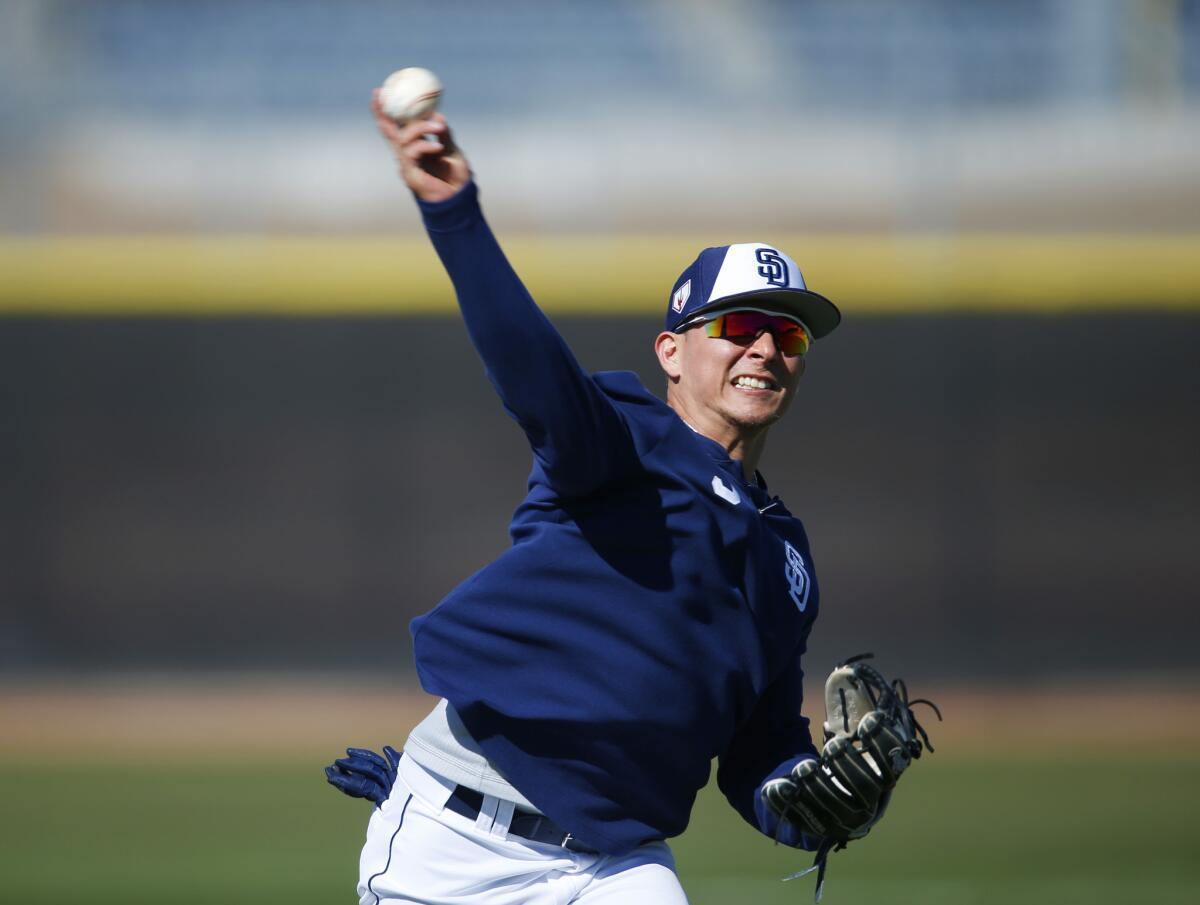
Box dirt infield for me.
[3,675,1198,763]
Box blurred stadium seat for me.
[30,0,1200,118]
[3,0,1197,233]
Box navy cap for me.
[665,243,841,339]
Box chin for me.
[727,406,785,431]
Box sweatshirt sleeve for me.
[716,656,824,850]
[417,182,635,496]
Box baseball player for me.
[325,92,884,905]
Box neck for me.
[671,401,770,481]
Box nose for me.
[747,328,781,360]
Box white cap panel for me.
[706,243,808,304]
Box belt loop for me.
[490,798,515,839]
[474,794,499,834]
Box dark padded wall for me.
[2,314,1196,677]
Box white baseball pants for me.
[358,755,689,905]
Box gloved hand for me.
[324,745,401,806]
[762,654,941,901]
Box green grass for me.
[1,758,1197,904]
[677,758,1200,905]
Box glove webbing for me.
[839,653,943,754]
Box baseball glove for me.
[761,653,941,901]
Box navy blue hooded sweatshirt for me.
[410,181,822,855]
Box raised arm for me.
[373,94,634,496]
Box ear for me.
[654,331,683,381]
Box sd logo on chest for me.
[784,541,811,612]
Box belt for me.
[444,785,598,854]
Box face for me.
[655,311,807,435]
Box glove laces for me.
[782,837,840,902]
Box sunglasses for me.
[683,309,812,356]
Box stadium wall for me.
[2,311,1196,679]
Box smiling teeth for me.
[735,376,772,389]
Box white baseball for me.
[379,68,443,123]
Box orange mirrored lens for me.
[703,312,810,355]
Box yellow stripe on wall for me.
[1,234,1198,315]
